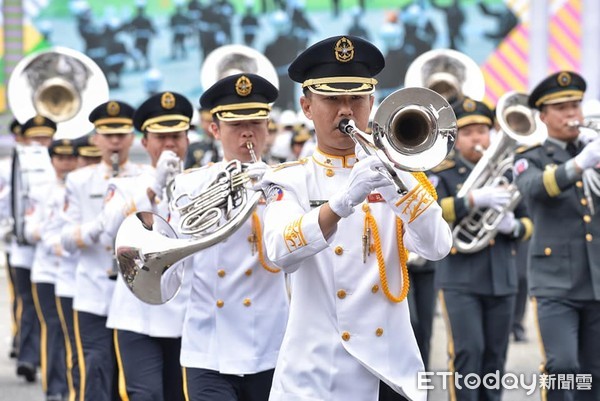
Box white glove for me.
[245,161,269,190]
[574,137,600,170]
[469,186,511,210]
[354,143,368,161]
[329,155,390,217]
[151,150,180,195]
[496,211,517,235]
[80,216,104,245]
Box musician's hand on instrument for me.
[354,143,368,160]
[81,216,105,245]
[329,156,389,217]
[469,186,511,210]
[246,161,269,190]
[151,150,180,195]
[574,137,600,171]
[496,211,517,235]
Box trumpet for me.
[567,119,600,215]
[338,87,457,194]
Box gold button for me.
[325,168,335,177]
[337,290,347,299]
[216,299,224,308]
[586,234,593,242]
[511,249,517,256]
[544,247,552,256]
[489,239,495,246]
[375,328,384,337]
[362,203,370,213]
[217,269,226,277]
[243,298,251,307]
[450,247,458,255]
[341,331,351,341]
[334,246,343,255]
[245,269,252,276]
[584,215,592,223]
[576,181,584,188]
[581,198,588,206]
[371,284,379,293]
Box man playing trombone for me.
[431,98,532,401]
[260,35,452,401]
[514,71,600,401]
[171,73,289,401]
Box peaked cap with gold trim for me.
[200,73,278,121]
[288,35,385,96]
[134,91,193,133]
[10,119,22,136]
[21,115,57,138]
[528,71,586,110]
[73,134,102,158]
[89,100,135,134]
[451,97,494,129]
[48,138,77,157]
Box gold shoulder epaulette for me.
[515,143,542,154]
[430,159,455,173]
[271,158,308,172]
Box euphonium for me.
[452,92,543,253]
[338,87,457,194]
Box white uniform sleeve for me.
[378,173,452,261]
[262,168,331,273]
[61,174,84,253]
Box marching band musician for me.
[60,101,148,401]
[171,73,289,401]
[55,134,103,401]
[1,118,23,361]
[101,91,192,401]
[514,71,600,401]
[431,98,532,401]
[260,35,452,401]
[12,115,57,383]
[25,138,79,401]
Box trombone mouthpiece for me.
[338,118,353,134]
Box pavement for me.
[0,249,542,401]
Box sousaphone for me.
[8,47,109,244]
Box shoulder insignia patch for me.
[430,159,455,173]
[271,158,308,172]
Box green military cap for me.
[528,71,586,110]
[21,115,57,138]
[89,100,135,134]
[134,91,193,133]
[451,98,494,129]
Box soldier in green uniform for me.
[514,71,600,401]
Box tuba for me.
[404,49,485,102]
[116,45,277,304]
[200,44,279,90]
[8,47,109,244]
[115,88,457,304]
[452,92,543,253]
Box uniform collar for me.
[545,136,569,150]
[312,148,357,169]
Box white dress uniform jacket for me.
[172,162,289,374]
[103,172,191,337]
[25,178,67,284]
[61,161,149,316]
[262,150,452,401]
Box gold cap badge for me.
[334,37,354,63]
[235,75,252,97]
[161,92,176,109]
[557,72,571,87]
[34,115,45,125]
[463,98,476,112]
[107,101,120,116]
